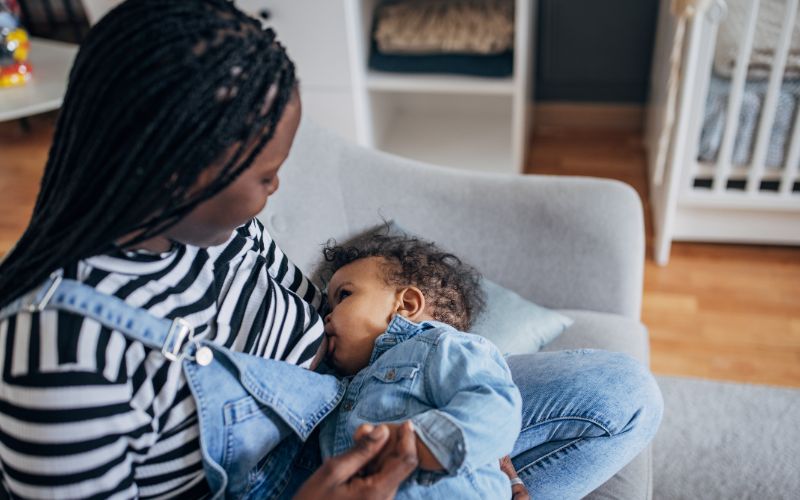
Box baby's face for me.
[325,257,401,376]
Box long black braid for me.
[0,0,297,308]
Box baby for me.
[316,233,523,499]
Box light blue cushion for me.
[373,221,573,355]
[472,279,573,355]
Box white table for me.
[0,38,79,122]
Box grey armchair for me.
[260,118,652,499]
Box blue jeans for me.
[507,350,664,500]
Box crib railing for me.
[647,0,800,264]
[685,0,800,199]
[746,0,798,193]
[712,0,759,193]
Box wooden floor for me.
[2,115,799,388]
[527,125,800,389]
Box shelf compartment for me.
[345,0,533,173]
[370,92,514,174]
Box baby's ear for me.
[396,286,426,321]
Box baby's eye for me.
[338,289,351,301]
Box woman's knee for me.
[507,349,663,441]
[594,350,664,440]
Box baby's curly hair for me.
[322,233,485,331]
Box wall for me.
[535,0,659,103]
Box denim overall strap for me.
[0,273,188,357]
[1,275,346,499]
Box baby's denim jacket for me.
[319,314,522,499]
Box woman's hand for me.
[500,455,531,500]
[293,422,418,500]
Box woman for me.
[0,1,662,498]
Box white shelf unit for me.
[344,0,535,174]
[85,0,362,143]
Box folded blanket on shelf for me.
[373,0,514,55]
[368,41,513,77]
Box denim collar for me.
[368,315,437,365]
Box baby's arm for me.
[411,332,523,475]
[415,431,445,471]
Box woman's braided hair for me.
[323,233,486,332]
[0,0,296,307]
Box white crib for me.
[645,0,800,265]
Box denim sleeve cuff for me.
[411,410,466,475]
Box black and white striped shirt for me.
[0,218,325,498]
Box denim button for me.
[196,347,214,366]
[386,369,396,381]
[343,401,353,411]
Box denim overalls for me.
[0,273,346,499]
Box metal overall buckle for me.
[162,317,213,366]
[162,317,194,362]
[27,273,63,313]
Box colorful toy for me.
[1,0,32,88]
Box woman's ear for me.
[395,286,426,321]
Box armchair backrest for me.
[260,118,645,320]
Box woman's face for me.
[139,90,302,251]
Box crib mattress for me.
[698,72,800,169]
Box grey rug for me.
[653,376,800,499]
